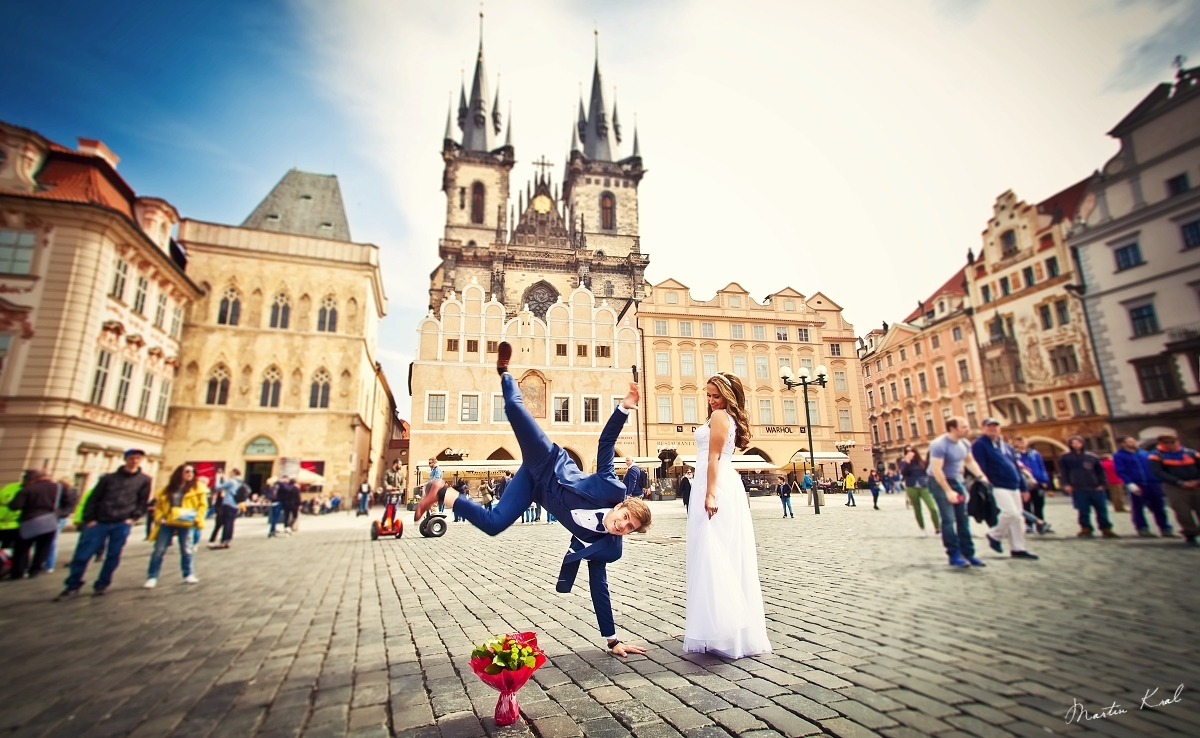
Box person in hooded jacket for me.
[1058,436,1117,538]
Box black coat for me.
[277,482,301,511]
[83,468,151,523]
[677,476,691,507]
[967,480,999,527]
[11,479,69,522]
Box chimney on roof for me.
[77,138,120,170]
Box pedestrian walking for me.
[867,470,881,510]
[777,476,793,518]
[209,469,244,548]
[144,464,208,588]
[971,418,1038,560]
[1100,454,1128,513]
[1059,436,1118,538]
[42,479,80,573]
[58,449,151,598]
[1113,436,1174,537]
[927,417,990,567]
[801,471,815,506]
[495,471,510,501]
[265,479,283,537]
[9,470,72,579]
[1148,433,1200,546]
[357,477,371,516]
[1013,436,1051,534]
[623,457,643,498]
[843,469,857,507]
[678,469,693,513]
[899,446,939,536]
[277,476,301,533]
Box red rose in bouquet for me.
[469,632,547,726]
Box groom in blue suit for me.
[416,342,652,657]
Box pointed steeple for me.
[503,102,513,147]
[631,121,641,158]
[492,75,503,135]
[460,14,494,151]
[570,119,582,153]
[612,95,622,145]
[576,95,587,145]
[457,80,468,131]
[581,30,616,161]
[443,98,455,143]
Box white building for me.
[1070,64,1200,447]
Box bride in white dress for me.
[685,372,771,658]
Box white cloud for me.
[291,0,1192,418]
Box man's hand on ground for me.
[610,643,645,658]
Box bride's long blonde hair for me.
[706,372,751,450]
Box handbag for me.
[164,506,198,526]
[19,484,63,540]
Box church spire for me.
[443,97,455,143]
[504,102,513,147]
[631,120,641,158]
[460,13,495,151]
[580,30,616,161]
[492,74,503,135]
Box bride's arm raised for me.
[705,410,730,518]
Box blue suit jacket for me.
[623,464,643,497]
[523,405,630,637]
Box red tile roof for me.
[1035,176,1091,230]
[2,124,137,219]
[903,266,967,322]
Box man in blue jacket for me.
[971,419,1038,560]
[1013,436,1049,533]
[623,458,644,498]
[1114,436,1174,538]
[1148,433,1200,546]
[416,343,653,657]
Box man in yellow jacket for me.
[143,465,208,589]
[0,481,21,553]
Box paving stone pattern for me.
[1,494,1198,737]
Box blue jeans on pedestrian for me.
[43,513,68,571]
[1073,489,1112,531]
[64,521,132,592]
[846,488,856,505]
[358,493,369,514]
[781,497,793,516]
[147,525,195,579]
[268,502,282,535]
[1130,485,1171,532]
[928,478,975,558]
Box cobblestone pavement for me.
[1,492,1198,738]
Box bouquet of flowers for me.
[469,632,547,726]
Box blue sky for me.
[4,0,1198,420]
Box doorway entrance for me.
[245,461,274,497]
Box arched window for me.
[217,287,240,325]
[260,366,282,407]
[604,281,613,297]
[600,192,615,230]
[309,369,331,409]
[317,296,338,333]
[470,182,485,224]
[205,365,230,406]
[269,293,290,329]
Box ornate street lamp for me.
[780,364,827,514]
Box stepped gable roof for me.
[242,169,351,242]
[903,267,967,322]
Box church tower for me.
[430,22,514,313]
[428,28,648,318]
[563,36,648,302]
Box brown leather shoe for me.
[414,479,445,521]
[497,341,512,376]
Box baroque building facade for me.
[1070,64,1200,448]
[963,180,1112,463]
[161,170,396,496]
[637,280,871,480]
[858,268,989,470]
[0,120,200,488]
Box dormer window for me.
[266,214,280,222]
[665,292,678,304]
[1000,229,1018,255]
[300,194,313,201]
[320,222,332,229]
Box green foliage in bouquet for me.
[470,636,540,675]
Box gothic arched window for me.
[260,366,282,407]
[604,281,614,297]
[205,365,230,406]
[522,282,559,320]
[269,293,290,329]
[317,296,338,333]
[217,287,240,326]
[600,192,616,230]
[471,182,485,224]
[310,369,331,409]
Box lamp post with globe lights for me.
[780,364,827,514]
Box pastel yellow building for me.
[0,121,200,487]
[160,170,396,496]
[410,279,641,475]
[636,280,871,481]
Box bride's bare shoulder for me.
[709,408,731,425]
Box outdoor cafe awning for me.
[677,454,779,471]
[416,460,522,477]
[788,451,850,463]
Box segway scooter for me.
[371,491,404,539]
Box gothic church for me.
[428,31,649,320]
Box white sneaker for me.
[184,575,200,584]
[143,578,158,589]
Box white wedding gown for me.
[684,420,772,658]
